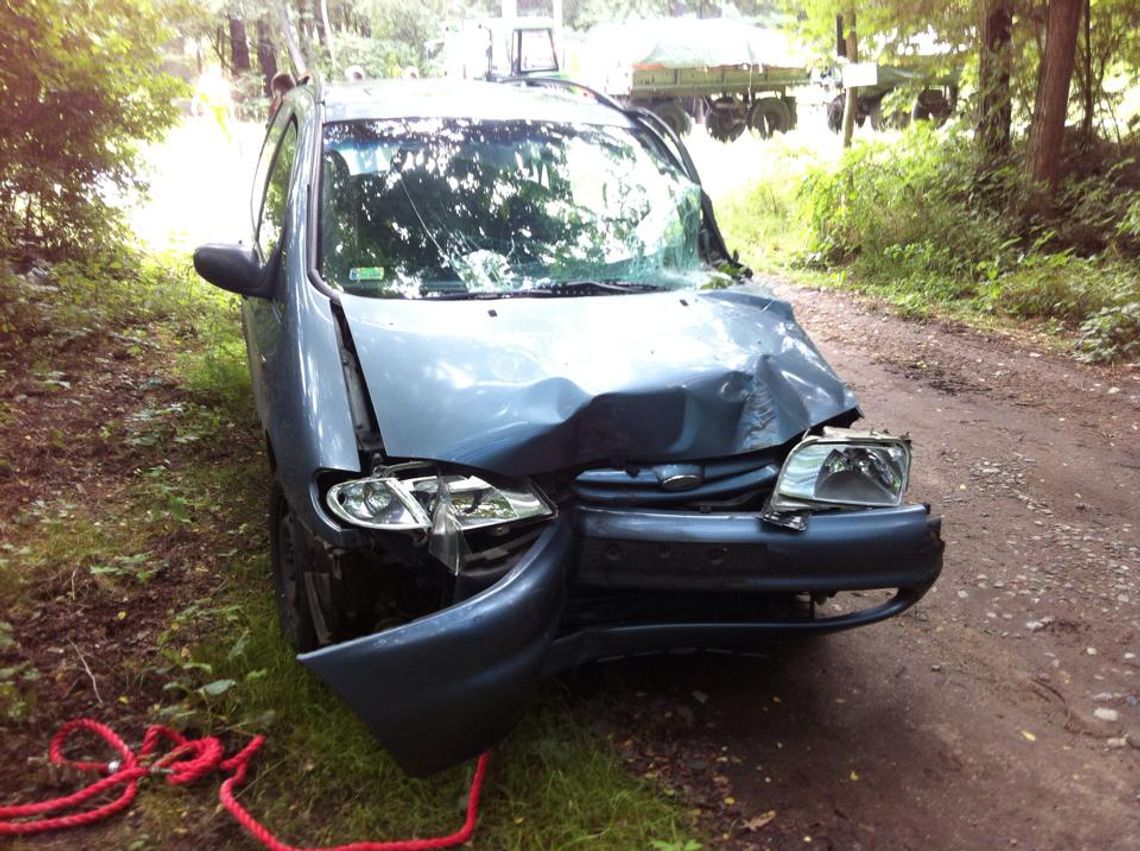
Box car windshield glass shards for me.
[317,118,704,298]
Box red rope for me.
[0,718,491,850]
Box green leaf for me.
[198,678,236,697]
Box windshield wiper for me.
[531,280,666,295]
[427,280,667,300]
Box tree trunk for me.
[256,18,278,96]
[1026,0,1082,191]
[842,16,858,149]
[1079,0,1093,142]
[296,0,311,47]
[229,16,251,73]
[978,0,1013,157]
[319,0,337,67]
[276,0,307,75]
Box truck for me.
[595,18,814,142]
[430,17,561,81]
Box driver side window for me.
[257,121,299,258]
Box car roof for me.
[320,79,633,127]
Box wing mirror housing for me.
[193,243,272,298]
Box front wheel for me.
[651,101,692,137]
[269,482,320,652]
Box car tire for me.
[269,481,320,652]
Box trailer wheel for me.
[651,101,692,137]
[748,97,791,138]
[826,94,845,133]
[912,89,952,125]
[706,97,746,143]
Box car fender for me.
[298,516,571,775]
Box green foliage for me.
[327,31,418,79]
[721,126,1140,364]
[716,144,814,274]
[1076,301,1140,363]
[0,0,186,255]
[231,70,270,121]
[799,124,1012,282]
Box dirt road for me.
[585,281,1140,850]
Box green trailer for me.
[626,63,811,141]
[599,18,813,143]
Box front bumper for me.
[301,503,943,775]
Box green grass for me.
[1,251,702,849]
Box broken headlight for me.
[326,472,552,532]
[771,429,910,511]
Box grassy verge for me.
[0,251,700,849]
[716,125,1140,364]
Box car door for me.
[244,110,300,426]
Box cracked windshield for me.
[319,119,704,297]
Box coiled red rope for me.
[0,718,490,850]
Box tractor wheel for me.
[748,97,791,139]
[706,97,746,143]
[652,101,692,137]
[912,89,952,125]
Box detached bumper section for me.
[300,503,942,775]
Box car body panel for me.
[242,98,362,543]
[340,286,859,475]
[298,502,941,775]
[322,79,634,127]
[299,516,572,776]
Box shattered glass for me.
[318,118,705,298]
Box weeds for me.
[0,251,703,848]
[719,125,1140,363]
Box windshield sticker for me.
[349,267,386,282]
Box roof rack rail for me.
[498,76,626,113]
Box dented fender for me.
[298,516,571,776]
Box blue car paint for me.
[197,78,945,778]
[338,285,859,476]
[299,517,573,776]
[301,503,942,775]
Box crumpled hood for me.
[339,285,859,475]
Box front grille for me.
[570,452,780,508]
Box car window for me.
[317,118,710,299]
[251,107,293,233]
[257,120,299,259]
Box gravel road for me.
[590,279,1139,850]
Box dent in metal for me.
[299,517,571,776]
[339,283,859,475]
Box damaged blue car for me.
[193,77,943,776]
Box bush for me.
[798,124,1014,283]
[0,0,184,256]
[791,124,1140,361]
[1076,302,1140,364]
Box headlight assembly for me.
[771,428,911,511]
[326,471,553,532]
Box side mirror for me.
[193,243,271,298]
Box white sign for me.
[842,62,879,88]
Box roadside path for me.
[594,280,1139,850]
